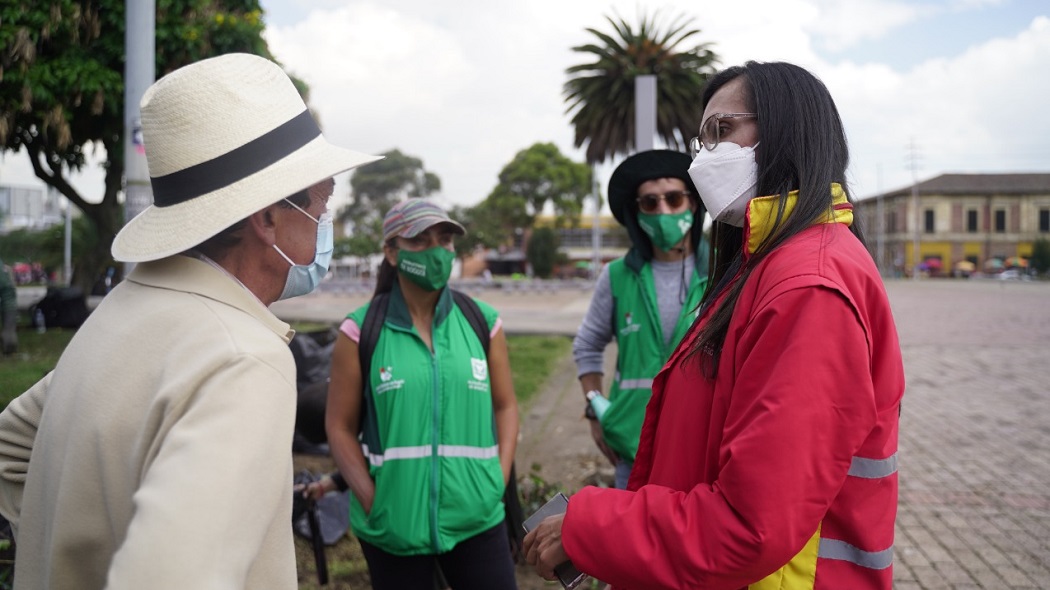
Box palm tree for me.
[564,11,720,164]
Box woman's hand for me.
[523,513,570,581]
[295,474,337,501]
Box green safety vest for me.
[603,258,708,461]
[347,284,505,555]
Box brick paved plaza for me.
[887,279,1050,589]
[273,277,1050,588]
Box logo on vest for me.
[468,357,489,392]
[375,365,405,395]
[619,311,641,336]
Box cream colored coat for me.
[0,256,298,589]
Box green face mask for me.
[637,210,694,252]
[397,246,456,291]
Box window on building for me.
[967,210,978,232]
[995,209,1006,233]
[1041,208,1050,232]
[924,209,935,233]
[886,211,896,233]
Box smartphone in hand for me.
[523,493,589,589]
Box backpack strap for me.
[450,289,490,354]
[357,291,390,402]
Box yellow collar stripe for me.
[745,183,852,255]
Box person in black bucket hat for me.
[571,149,710,490]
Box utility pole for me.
[64,198,72,285]
[634,75,656,152]
[906,139,922,281]
[875,163,885,276]
[123,0,156,277]
[591,166,601,280]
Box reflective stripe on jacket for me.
[562,187,905,589]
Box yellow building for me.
[854,173,1050,276]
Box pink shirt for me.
[338,317,502,343]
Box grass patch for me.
[0,326,575,589]
[0,329,76,408]
[506,334,572,406]
[0,330,572,411]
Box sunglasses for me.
[636,190,691,214]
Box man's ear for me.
[247,204,280,246]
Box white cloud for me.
[805,0,932,50]
[4,0,1048,215]
[831,15,1050,197]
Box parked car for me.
[997,269,1031,281]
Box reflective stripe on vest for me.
[848,452,898,479]
[617,377,654,390]
[362,443,499,467]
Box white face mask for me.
[687,141,759,227]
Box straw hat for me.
[111,53,381,262]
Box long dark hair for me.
[692,61,866,377]
[373,239,398,297]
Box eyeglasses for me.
[688,112,757,157]
[636,190,691,214]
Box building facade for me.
[0,183,65,234]
[854,173,1050,276]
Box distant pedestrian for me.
[0,53,379,589]
[526,60,905,590]
[572,149,709,489]
[0,259,17,355]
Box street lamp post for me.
[123,0,155,278]
[911,181,920,281]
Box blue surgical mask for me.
[273,201,334,300]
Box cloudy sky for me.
[2,0,1048,214]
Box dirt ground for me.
[293,344,618,590]
[512,346,617,590]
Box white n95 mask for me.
[687,141,759,227]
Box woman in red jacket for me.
[525,61,905,590]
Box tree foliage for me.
[1031,238,1050,276]
[455,143,590,257]
[0,1,283,290]
[564,11,720,164]
[0,216,104,285]
[526,227,560,278]
[338,149,440,256]
[496,142,590,225]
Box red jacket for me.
[563,191,904,589]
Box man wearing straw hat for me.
[0,53,379,589]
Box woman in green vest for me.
[324,199,520,589]
[573,150,709,489]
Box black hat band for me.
[150,109,321,207]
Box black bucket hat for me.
[607,150,707,272]
[608,150,699,225]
